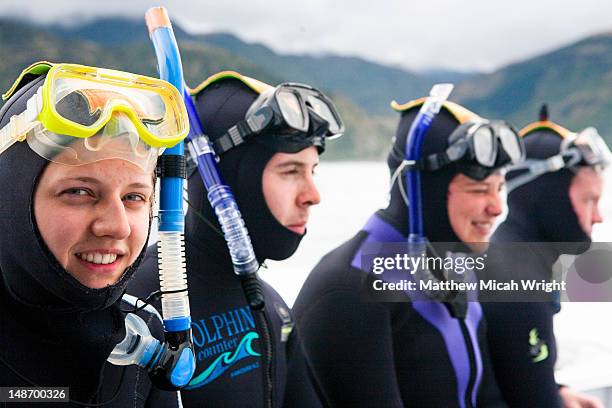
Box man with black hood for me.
[0,62,182,406]
[482,109,607,408]
[129,72,342,407]
[292,96,523,407]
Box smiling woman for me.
[0,62,184,406]
[292,97,522,407]
[447,171,505,252]
[34,159,154,289]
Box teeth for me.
[78,252,117,265]
[473,222,491,231]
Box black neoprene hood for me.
[189,77,315,262]
[0,73,148,311]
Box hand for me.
[559,386,604,408]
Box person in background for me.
[292,96,524,407]
[130,72,342,407]
[483,106,607,408]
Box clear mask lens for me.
[305,94,340,134]
[26,112,159,172]
[498,126,523,163]
[575,127,612,166]
[473,126,495,166]
[277,89,307,132]
[52,76,180,143]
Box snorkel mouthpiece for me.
[108,313,195,389]
[147,328,195,389]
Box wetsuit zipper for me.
[256,309,274,408]
[459,319,477,408]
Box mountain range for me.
[0,17,610,160]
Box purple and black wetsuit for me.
[293,102,508,407]
[293,212,505,408]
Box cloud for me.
[1,0,611,71]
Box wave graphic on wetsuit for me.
[186,331,260,389]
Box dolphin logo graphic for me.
[187,331,260,389]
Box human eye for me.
[468,186,489,194]
[123,193,147,203]
[282,166,300,176]
[62,187,93,197]
[57,187,96,204]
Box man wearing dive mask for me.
[292,96,522,407]
[481,107,608,408]
[0,62,183,406]
[129,72,341,407]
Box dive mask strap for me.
[505,151,579,192]
[420,140,469,172]
[402,139,469,173]
[0,88,43,155]
[213,106,274,155]
[213,120,252,155]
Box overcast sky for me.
[2,0,611,72]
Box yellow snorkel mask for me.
[0,62,189,172]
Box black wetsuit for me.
[0,74,179,407]
[129,76,324,408]
[482,230,563,408]
[293,104,507,407]
[131,238,320,408]
[482,128,591,408]
[0,289,179,408]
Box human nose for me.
[486,190,503,217]
[91,196,131,239]
[298,174,321,208]
[592,202,604,225]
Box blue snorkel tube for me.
[107,7,196,391]
[405,84,454,245]
[183,90,264,309]
[143,10,274,403]
[145,8,264,310]
[144,7,196,389]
